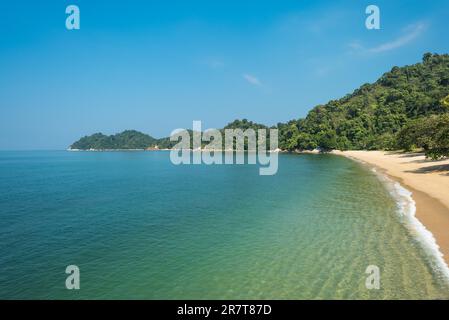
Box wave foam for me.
[375,171,449,282]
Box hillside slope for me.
[71,53,449,154]
[278,53,449,151]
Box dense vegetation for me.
[277,53,449,154]
[397,113,449,159]
[155,120,272,150]
[71,53,449,158]
[70,130,158,150]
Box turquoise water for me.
[0,151,448,299]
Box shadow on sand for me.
[406,163,449,176]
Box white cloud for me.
[203,58,224,69]
[348,41,363,51]
[348,22,427,54]
[314,66,331,77]
[242,73,262,86]
[369,23,427,53]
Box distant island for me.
[70,130,166,151]
[70,53,449,159]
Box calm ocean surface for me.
[0,151,448,299]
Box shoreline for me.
[333,150,449,271]
[67,148,282,152]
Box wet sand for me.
[333,150,449,266]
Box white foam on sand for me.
[375,171,449,282]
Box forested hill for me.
[277,53,449,151]
[70,53,449,156]
[70,130,158,150]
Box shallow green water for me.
[0,151,448,299]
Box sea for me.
[0,151,448,299]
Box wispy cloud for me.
[242,73,262,86]
[370,23,427,53]
[314,66,331,77]
[203,58,225,69]
[348,42,364,51]
[349,22,427,54]
[277,9,348,35]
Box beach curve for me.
[333,150,449,277]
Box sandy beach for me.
[333,150,449,266]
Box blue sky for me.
[0,0,448,149]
